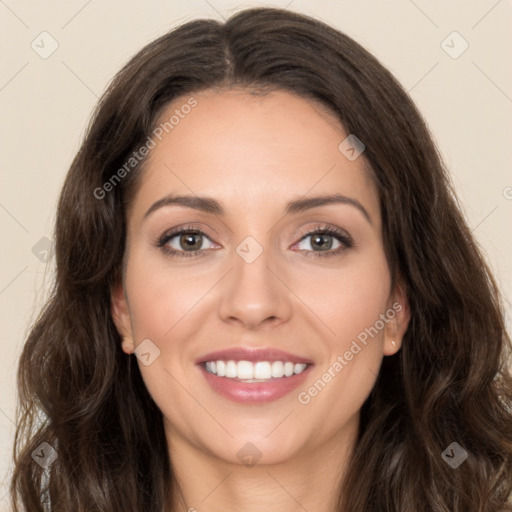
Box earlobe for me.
[383,281,411,356]
[120,336,135,355]
[110,281,135,354]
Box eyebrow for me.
[143,192,372,225]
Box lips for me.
[195,346,314,404]
[195,347,313,365]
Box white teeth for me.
[225,360,237,378]
[294,363,305,375]
[204,360,308,380]
[254,362,271,379]
[237,360,254,379]
[271,361,284,378]
[216,360,226,377]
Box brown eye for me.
[157,227,216,258]
[176,232,204,251]
[308,233,336,251]
[293,225,353,258]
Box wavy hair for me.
[11,7,512,511]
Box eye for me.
[292,224,353,258]
[156,225,216,258]
[155,223,353,259]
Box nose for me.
[217,243,293,330]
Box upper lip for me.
[195,347,314,365]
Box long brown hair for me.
[11,7,512,511]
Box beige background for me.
[1,0,511,507]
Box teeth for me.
[225,360,237,378]
[237,360,254,379]
[271,361,284,378]
[254,362,270,379]
[204,360,308,380]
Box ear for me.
[111,281,135,354]
[383,280,410,356]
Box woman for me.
[10,7,512,512]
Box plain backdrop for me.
[1,0,511,508]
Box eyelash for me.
[156,223,353,259]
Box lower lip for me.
[198,364,313,404]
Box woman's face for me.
[112,88,409,466]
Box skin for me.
[111,88,410,512]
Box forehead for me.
[128,88,379,225]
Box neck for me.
[166,414,359,512]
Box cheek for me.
[291,255,391,441]
[125,252,209,341]
[123,248,223,401]
[123,253,211,437]
[295,251,391,347]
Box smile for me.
[198,360,313,404]
[204,360,308,381]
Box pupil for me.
[312,234,332,250]
[181,233,201,250]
